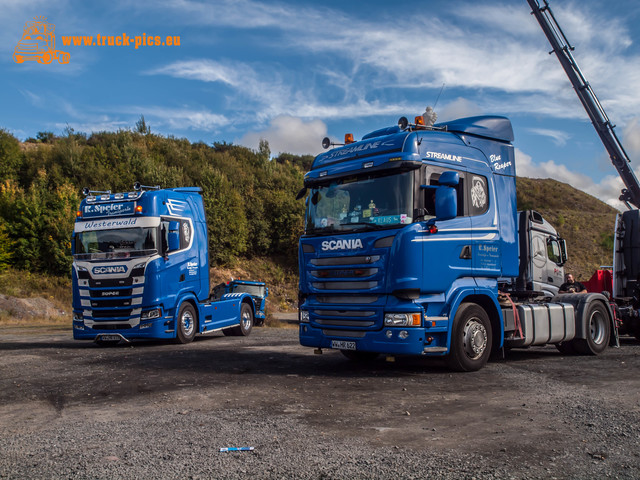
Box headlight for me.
[299,310,310,323]
[73,312,84,321]
[141,307,162,320]
[384,313,421,327]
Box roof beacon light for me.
[415,116,425,126]
[344,133,354,144]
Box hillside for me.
[516,177,619,282]
[0,126,623,311]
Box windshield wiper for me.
[339,222,388,231]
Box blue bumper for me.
[72,316,174,341]
[299,323,448,356]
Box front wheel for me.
[574,301,610,355]
[176,302,197,344]
[446,303,492,372]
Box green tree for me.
[0,129,22,183]
[0,223,13,271]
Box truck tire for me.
[176,302,197,344]
[574,301,610,355]
[227,302,253,337]
[446,303,492,372]
[340,350,379,362]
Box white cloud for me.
[135,106,228,131]
[437,98,482,122]
[53,118,130,134]
[18,89,42,106]
[527,128,569,147]
[149,60,251,87]
[623,118,640,157]
[237,115,326,156]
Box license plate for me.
[331,340,356,350]
[97,334,121,342]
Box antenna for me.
[433,83,445,109]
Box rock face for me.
[0,294,66,319]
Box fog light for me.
[73,324,85,330]
[141,307,162,320]
[385,330,393,338]
[399,330,409,339]
[140,322,152,329]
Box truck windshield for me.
[74,227,158,260]
[306,171,414,234]
[230,284,266,297]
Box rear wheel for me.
[227,303,253,337]
[176,302,197,344]
[574,302,610,355]
[446,303,492,372]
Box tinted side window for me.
[427,172,465,217]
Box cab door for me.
[419,167,473,292]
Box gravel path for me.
[1,327,640,479]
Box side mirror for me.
[167,221,180,252]
[296,187,307,200]
[438,171,459,187]
[559,238,568,266]
[435,186,457,221]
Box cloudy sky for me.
[3,0,640,209]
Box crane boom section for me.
[527,0,640,208]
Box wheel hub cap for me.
[463,319,487,359]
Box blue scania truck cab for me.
[212,279,268,326]
[71,184,256,344]
[297,114,616,371]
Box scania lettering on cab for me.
[72,183,257,344]
[297,114,616,371]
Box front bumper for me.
[299,322,449,356]
[72,315,174,341]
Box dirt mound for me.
[0,294,67,319]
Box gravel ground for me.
[1,326,640,479]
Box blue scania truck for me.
[297,114,617,371]
[71,184,258,344]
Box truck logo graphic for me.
[83,202,135,218]
[13,16,70,65]
[471,176,487,209]
[321,239,364,251]
[92,265,128,275]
